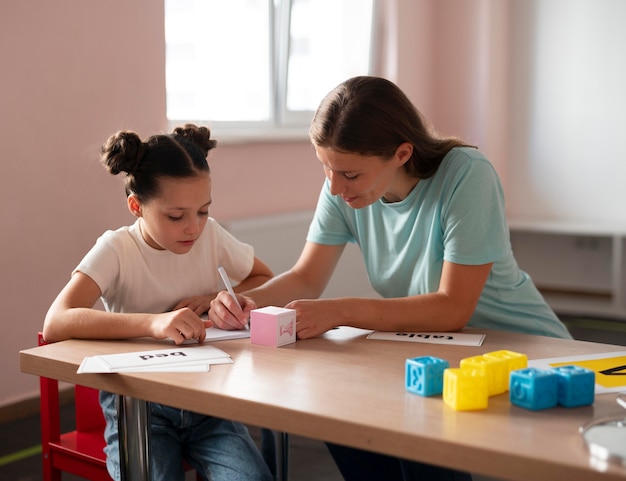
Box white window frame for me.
[165,0,376,143]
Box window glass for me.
[165,0,374,132]
[165,0,271,122]
[286,0,373,113]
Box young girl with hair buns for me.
[44,124,274,481]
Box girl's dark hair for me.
[100,124,216,202]
[309,76,474,179]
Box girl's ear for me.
[127,195,142,217]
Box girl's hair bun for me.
[100,130,145,175]
[172,124,217,158]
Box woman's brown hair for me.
[309,76,473,179]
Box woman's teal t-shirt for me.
[306,147,571,339]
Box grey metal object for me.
[117,396,152,481]
[580,393,626,468]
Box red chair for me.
[38,333,202,481]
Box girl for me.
[44,124,273,481]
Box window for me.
[165,0,375,140]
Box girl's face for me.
[314,143,415,208]
[128,173,212,254]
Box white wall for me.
[225,212,380,300]
[507,0,626,224]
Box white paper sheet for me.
[77,345,232,373]
[182,326,250,344]
[366,331,485,346]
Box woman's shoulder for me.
[446,146,489,164]
[441,147,496,177]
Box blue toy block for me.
[509,367,558,410]
[405,356,450,396]
[552,365,595,407]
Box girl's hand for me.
[150,308,208,345]
[172,295,215,316]
[284,299,339,339]
[209,291,256,330]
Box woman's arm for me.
[210,243,492,337]
[289,260,493,339]
[43,271,208,344]
[248,242,345,306]
[209,241,345,328]
[233,256,274,293]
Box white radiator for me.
[224,211,379,299]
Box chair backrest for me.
[38,332,106,434]
[75,384,106,432]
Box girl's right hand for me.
[209,290,256,331]
[151,308,207,345]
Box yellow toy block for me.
[443,368,488,410]
[483,350,528,374]
[460,355,509,396]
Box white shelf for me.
[508,219,626,321]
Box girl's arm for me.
[173,256,273,316]
[43,271,207,344]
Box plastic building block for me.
[405,356,450,396]
[443,368,488,410]
[460,355,509,396]
[483,350,528,374]
[553,365,595,407]
[509,367,558,410]
[250,306,296,347]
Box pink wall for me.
[210,142,323,220]
[3,0,509,407]
[380,0,509,175]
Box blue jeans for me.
[100,391,273,481]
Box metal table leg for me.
[117,395,152,481]
[274,431,290,481]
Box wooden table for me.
[20,327,626,481]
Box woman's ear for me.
[395,142,414,166]
[127,195,142,217]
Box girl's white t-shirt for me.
[75,218,254,314]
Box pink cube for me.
[250,306,296,347]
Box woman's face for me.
[314,143,414,208]
[128,173,212,254]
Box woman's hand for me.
[209,290,256,330]
[150,308,208,345]
[284,299,340,339]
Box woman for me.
[209,76,572,480]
